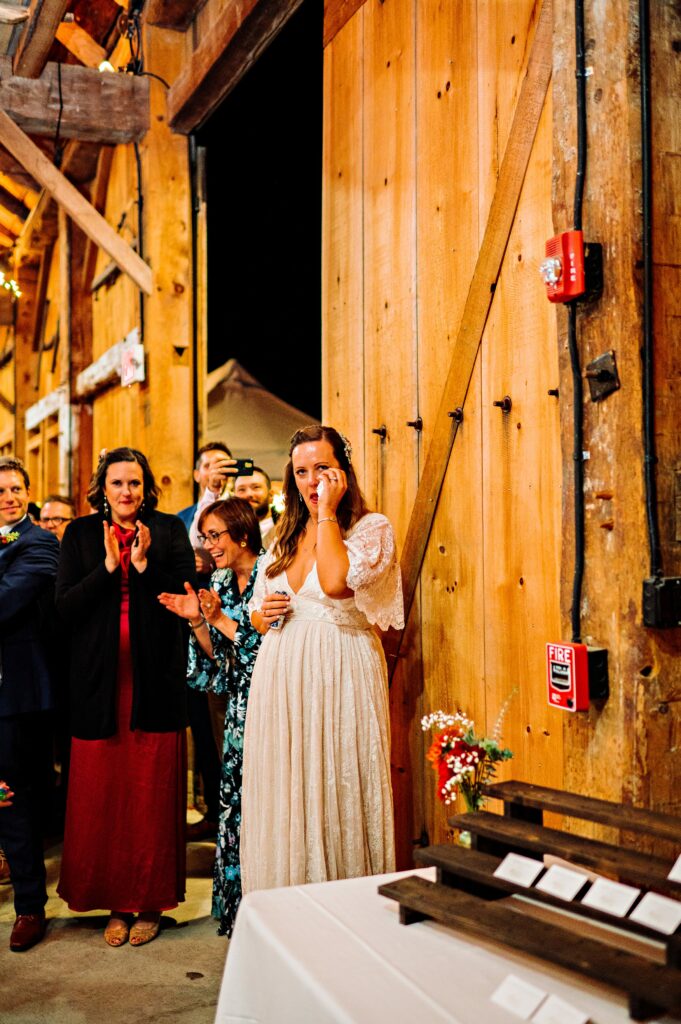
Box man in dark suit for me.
[0,456,59,952]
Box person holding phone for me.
[56,447,196,947]
[242,425,404,893]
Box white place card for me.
[581,876,640,918]
[490,974,547,1020]
[494,853,545,888]
[629,891,681,935]
[532,993,590,1024]
[535,864,588,902]
[667,854,681,883]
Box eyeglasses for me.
[40,517,73,526]
[197,528,231,546]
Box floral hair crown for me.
[338,432,352,465]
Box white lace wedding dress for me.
[240,512,404,893]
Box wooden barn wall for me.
[552,0,681,843]
[86,25,194,514]
[323,0,563,860]
[7,21,195,514]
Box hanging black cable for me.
[133,140,145,344]
[640,0,661,578]
[567,0,588,643]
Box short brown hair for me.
[87,447,160,514]
[42,494,75,513]
[0,456,29,488]
[198,498,261,556]
[195,441,231,469]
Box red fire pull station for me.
[540,230,585,303]
[546,642,589,712]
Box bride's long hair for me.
[266,425,369,579]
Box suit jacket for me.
[177,504,196,532]
[0,516,60,717]
[56,511,197,739]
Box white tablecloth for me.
[215,868,674,1024]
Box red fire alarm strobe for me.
[540,230,585,303]
[546,642,590,712]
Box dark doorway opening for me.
[196,1,323,421]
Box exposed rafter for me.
[0,58,149,144]
[0,181,28,220]
[145,0,208,32]
[0,170,38,210]
[55,21,106,69]
[0,109,152,295]
[13,0,70,79]
[167,0,304,134]
[81,144,114,290]
[0,145,39,191]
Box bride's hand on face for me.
[317,468,347,515]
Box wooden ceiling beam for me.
[0,110,152,294]
[0,58,150,144]
[167,0,304,134]
[13,0,70,79]
[145,0,208,32]
[0,228,14,248]
[81,144,114,290]
[0,182,28,221]
[0,202,22,236]
[0,145,39,190]
[55,21,107,69]
[0,170,38,210]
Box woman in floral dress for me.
[160,497,262,935]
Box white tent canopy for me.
[205,359,318,481]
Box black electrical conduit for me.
[567,0,588,644]
[640,0,661,579]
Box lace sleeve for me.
[247,550,273,621]
[345,514,404,631]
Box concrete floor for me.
[0,838,229,1024]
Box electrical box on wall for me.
[546,642,609,711]
[643,576,681,628]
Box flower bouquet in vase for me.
[421,704,513,846]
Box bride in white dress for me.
[241,425,404,892]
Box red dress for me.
[58,524,186,912]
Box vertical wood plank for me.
[363,0,419,867]
[416,0,484,845]
[321,10,365,485]
[481,94,563,790]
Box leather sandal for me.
[129,912,161,947]
[104,913,131,947]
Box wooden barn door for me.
[323,0,563,861]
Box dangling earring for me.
[103,496,110,518]
[298,492,303,503]
[139,500,145,515]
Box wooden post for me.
[553,0,681,829]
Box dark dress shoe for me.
[186,818,218,842]
[10,913,47,952]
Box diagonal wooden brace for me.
[0,110,152,295]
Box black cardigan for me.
[56,510,197,739]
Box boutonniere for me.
[0,531,20,545]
